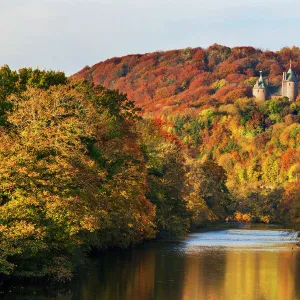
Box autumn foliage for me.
[1,44,300,281]
[72,44,300,226]
[0,67,214,281]
[72,44,300,114]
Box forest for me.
[0,44,299,281]
[73,44,300,225]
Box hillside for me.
[72,44,300,115]
[73,44,300,224]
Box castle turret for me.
[282,61,298,101]
[253,71,268,102]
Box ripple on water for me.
[181,229,299,253]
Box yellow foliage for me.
[234,212,251,223]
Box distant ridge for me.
[71,44,300,114]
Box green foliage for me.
[163,95,300,226]
[239,101,257,126]
[260,97,289,114]
[18,68,67,90]
[222,140,241,153]
[138,120,190,238]
[281,181,300,227]
[211,79,227,91]
[238,188,284,223]
[185,159,233,226]
[93,85,142,120]
[0,65,67,126]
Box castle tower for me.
[282,61,298,101]
[253,71,268,102]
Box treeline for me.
[72,44,300,114]
[0,66,230,281]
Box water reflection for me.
[3,229,300,300]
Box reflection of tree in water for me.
[2,242,181,300]
[1,279,72,300]
[72,242,186,300]
[181,248,227,300]
[3,240,300,300]
[223,249,298,300]
[151,242,186,300]
[71,245,157,300]
[294,250,300,300]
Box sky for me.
[1,0,300,75]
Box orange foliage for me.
[71,44,300,115]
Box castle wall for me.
[253,88,267,102]
[282,81,287,98]
[283,81,298,101]
[287,81,297,101]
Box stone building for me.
[282,62,298,101]
[253,63,299,102]
[253,71,268,102]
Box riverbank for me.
[190,221,290,232]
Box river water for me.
[2,227,300,300]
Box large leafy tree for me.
[185,159,233,225]
[0,79,155,280]
[138,120,190,238]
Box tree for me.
[281,181,300,227]
[0,82,155,280]
[138,120,190,238]
[185,159,233,225]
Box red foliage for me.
[217,61,243,77]
[260,51,277,60]
[214,85,237,100]
[190,72,216,89]
[226,73,246,84]
[231,46,257,59]
[221,88,249,103]
[281,149,300,170]
[280,181,300,219]
[193,48,206,61]
[71,45,300,116]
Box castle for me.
[253,71,268,102]
[253,62,298,102]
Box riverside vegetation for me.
[0,45,300,281]
[0,66,230,281]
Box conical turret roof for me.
[286,67,297,82]
[285,60,298,82]
[254,71,266,89]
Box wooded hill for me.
[73,44,300,224]
[72,44,300,114]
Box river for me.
[2,226,300,300]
